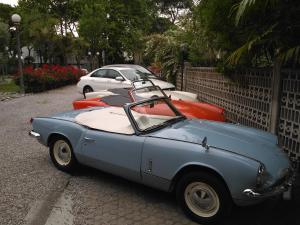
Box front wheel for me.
[176,171,232,224]
[83,86,93,98]
[49,138,78,173]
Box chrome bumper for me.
[29,131,41,139]
[243,170,295,199]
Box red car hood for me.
[172,100,225,122]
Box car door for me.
[89,69,110,90]
[106,69,131,89]
[80,129,145,182]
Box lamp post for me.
[96,51,100,68]
[11,14,24,95]
[87,51,92,71]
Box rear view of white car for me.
[77,66,175,96]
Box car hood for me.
[172,101,224,121]
[149,119,289,174]
[149,79,175,90]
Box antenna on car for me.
[202,137,209,151]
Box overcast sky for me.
[0,0,18,6]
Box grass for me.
[0,77,20,93]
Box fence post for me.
[270,59,282,134]
[183,62,190,92]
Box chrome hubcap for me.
[53,140,71,166]
[184,182,220,217]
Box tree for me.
[152,0,193,24]
[78,0,154,64]
[145,30,182,83]
[0,22,9,52]
[175,0,244,66]
[0,3,14,23]
[0,21,9,75]
[18,0,84,65]
[228,0,300,66]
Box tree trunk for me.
[60,19,64,36]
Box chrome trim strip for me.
[29,131,41,138]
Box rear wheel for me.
[83,86,93,98]
[176,171,232,224]
[49,137,78,172]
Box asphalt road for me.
[0,85,299,225]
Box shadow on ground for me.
[72,165,300,225]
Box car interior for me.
[75,107,174,135]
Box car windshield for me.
[129,98,184,132]
[121,69,156,81]
[131,85,166,102]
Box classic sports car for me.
[29,96,294,224]
[73,81,225,122]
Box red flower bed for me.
[14,65,85,93]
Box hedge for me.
[14,64,85,93]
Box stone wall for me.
[177,66,300,162]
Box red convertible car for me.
[73,83,225,122]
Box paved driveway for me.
[0,85,299,225]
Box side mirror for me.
[115,76,124,81]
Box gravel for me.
[0,85,81,225]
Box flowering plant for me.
[14,64,85,93]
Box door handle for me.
[84,137,95,142]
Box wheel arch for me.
[83,85,93,92]
[169,164,231,198]
[47,133,72,147]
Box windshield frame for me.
[124,97,186,135]
[119,68,156,81]
[130,80,169,102]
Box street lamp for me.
[96,51,100,68]
[87,51,92,71]
[11,14,24,95]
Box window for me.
[129,98,184,132]
[91,69,107,78]
[121,69,152,81]
[104,69,122,79]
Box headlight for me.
[256,163,266,188]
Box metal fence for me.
[177,66,300,163]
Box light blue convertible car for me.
[29,96,295,224]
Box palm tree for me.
[228,0,300,66]
[145,31,181,83]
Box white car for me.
[77,66,175,96]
